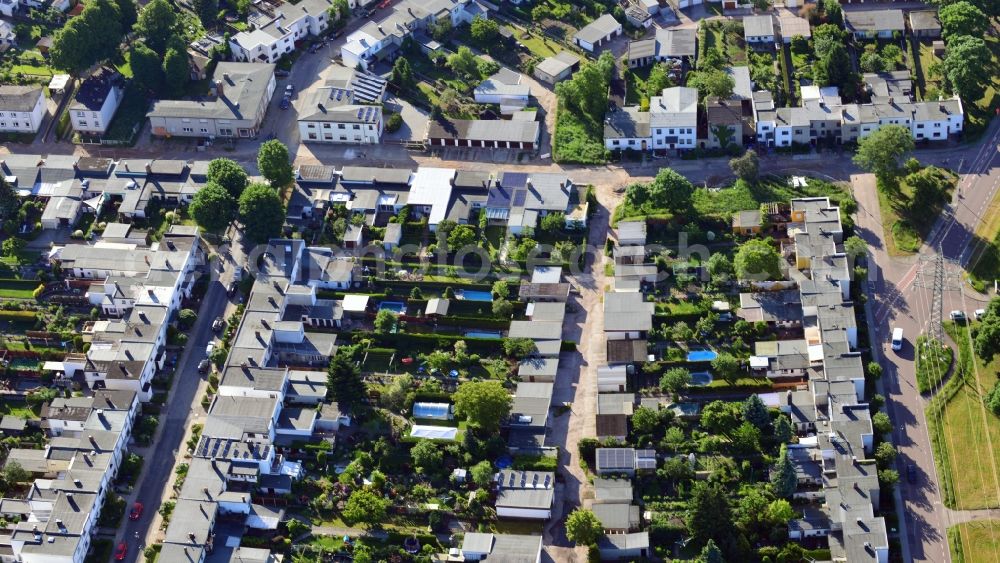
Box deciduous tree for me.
[943,35,994,104]
[129,42,164,93]
[566,508,602,545]
[854,125,915,192]
[207,158,249,199]
[454,380,511,432]
[343,488,388,527]
[734,239,781,280]
[940,1,989,38]
[660,367,692,395]
[729,151,759,184]
[238,183,285,243]
[189,182,235,232]
[257,139,294,187]
[134,0,178,55]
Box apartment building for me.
[0,85,45,134]
[297,84,384,144]
[148,62,277,139]
[341,0,488,70]
[605,86,698,152]
[755,85,963,147]
[69,68,124,136]
[229,0,334,64]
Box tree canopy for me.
[470,16,499,45]
[660,367,692,394]
[940,1,989,38]
[162,45,190,97]
[189,182,235,232]
[624,168,695,213]
[134,0,178,55]
[447,46,480,79]
[343,488,388,527]
[129,42,164,93]
[943,35,994,104]
[687,69,735,100]
[454,380,512,432]
[238,183,285,243]
[734,239,781,280]
[0,177,20,222]
[687,481,738,557]
[192,0,219,26]
[729,151,759,184]
[207,158,250,199]
[50,0,124,73]
[565,508,602,545]
[257,140,294,187]
[328,355,364,410]
[771,445,797,498]
[853,125,915,191]
[742,394,771,429]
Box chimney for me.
[144,163,152,175]
[215,79,224,99]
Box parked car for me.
[129,502,143,521]
[115,543,127,561]
[198,359,210,374]
[275,69,290,78]
[285,84,294,95]
[227,281,238,296]
[950,310,966,321]
[212,317,225,332]
[205,342,215,356]
[280,96,290,110]
[975,308,987,320]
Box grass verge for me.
[926,322,1000,509]
[915,335,953,393]
[949,520,1000,562]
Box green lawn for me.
[927,322,1000,509]
[690,176,854,220]
[950,520,1000,562]
[876,167,957,256]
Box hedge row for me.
[0,279,41,290]
[0,310,39,321]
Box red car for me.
[129,502,143,521]
[115,543,127,561]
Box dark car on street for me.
[907,464,918,484]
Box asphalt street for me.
[855,119,1000,563]
[113,235,246,563]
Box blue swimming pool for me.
[465,330,502,339]
[690,371,713,386]
[458,290,493,302]
[378,301,406,313]
[687,349,718,362]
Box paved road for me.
[854,119,1000,563]
[114,235,246,563]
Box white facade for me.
[0,87,45,134]
[649,86,698,150]
[229,0,332,64]
[70,81,123,135]
[298,112,384,144]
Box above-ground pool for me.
[690,372,713,386]
[687,349,719,362]
[465,330,502,339]
[413,402,452,420]
[458,290,493,302]
[378,301,406,313]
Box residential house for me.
[297,84,384,144]
[625,5,651,28]
[649,86,698,151]
[909,10,941,39]
[474,68,530,113]
[533,51,580,84]
[573,14,622,52]
[744,15,776,45]
[604,106,651,151]
[69,68,124,136]
[229,0,334,64]
[778,14,811,43]
[0,0,16,17]
[732,209,762,235]
[704,96,750,149]
[148,62,277,139]
[0,85,45,134]
[845,10,905,39]
[0,19,14,50]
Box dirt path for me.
[543,181,621,561]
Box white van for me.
[891,328,904,351]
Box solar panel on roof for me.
[512,189,527,207]
[503,172,529,188]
